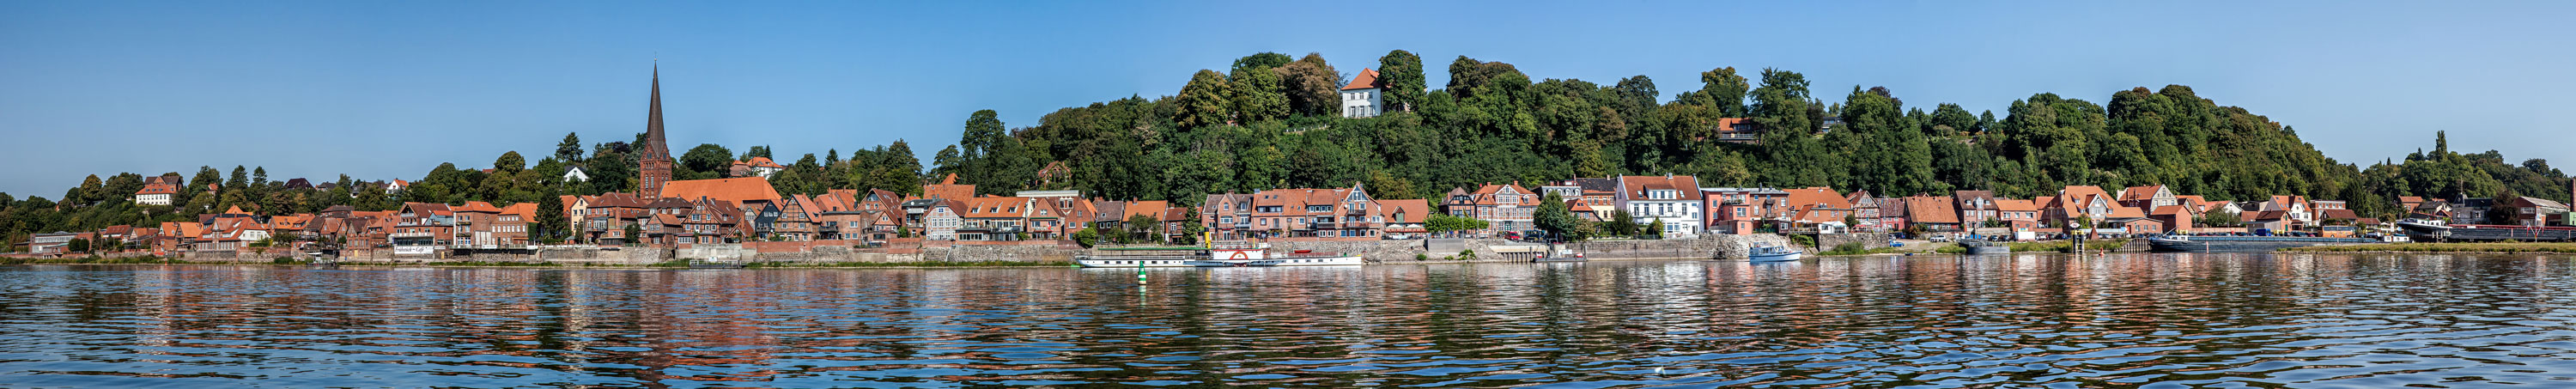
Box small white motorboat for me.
[1747,243,1803,262]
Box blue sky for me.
[3,1,2571,197]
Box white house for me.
[1340,68,1386,119]
[562,166,590,183]
[133,179,179,206]
[1616,174,1704,237]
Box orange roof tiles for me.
[920,173,975,200]
[657,177,783,205]
[1996,199,2038,212]
[1376,199,1431,223]
[1340,68,1385,91]
[1903,197,1960,224]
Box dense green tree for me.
[1694,67,1750,117]
[1170,70,1235,129]
[1230,52,1291,73]
[1229,63,1289,122]
[678,144,733,179]
[495,151,526,173]
[1376,50,1426,112]
[1278,53,1341,117]
[556,132,584,162]
[1534,192,1581,240]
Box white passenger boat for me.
[1076,240,1364,268]
[1747,243,1804,262]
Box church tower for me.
[638,64,675,197]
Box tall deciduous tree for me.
[1696,67,1749,117]
[1229,64,1289,122]
[1170,70,1235,129]
[1278,53,1341,117]
[1376,50,1425,112]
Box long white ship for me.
[1077,240,1364,268]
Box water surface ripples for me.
[3,253,2576,387]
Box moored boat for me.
[1748,243,1803,262]
[2146,234,2377,252]
[2397,219,2576,242]
[1959,240,2011,255]
[1076,241,1364,268]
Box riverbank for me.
[3,256,1073,269]
[2280,242,2576,254]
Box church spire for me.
[637,62,676,197]
[642,63,669,161]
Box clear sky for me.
[3,1,2571,198]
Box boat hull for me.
[2398,222,2576,242]
[1079,255,1363,268]
[1964,246,2012,255]
[1749,252,1801,262]
[1185,255,1364,267]
[2147,237,2377,252]
[1532,257,1589,263]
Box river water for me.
[4,253,2576,387]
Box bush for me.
[1414,253,1430,261]
[1455,249,1477,261]
[1789,234,1817,249]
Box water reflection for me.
[4,253,2576,386]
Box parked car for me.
[1502,231,1523,240]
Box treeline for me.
[5,50,2573,249]
[922,51,2570,218]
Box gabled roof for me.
[136,181,179,196]
[1375,199,1431,223]
[1619,175,1705,201]
[658,177,783,206]
[1122,200,1170,221]
[1954,191,1998,210]
[2117,185,2167,202]
[2053,185,2114,210]
[732,156,785,168]
[499,203,538,220]
[1340,68,1385,91]
[957,197,1030,219]
[1996,198,2039,213]
[921,173,975,200]
[1902,197,1959,224]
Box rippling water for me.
[6,253,2576,387]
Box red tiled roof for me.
[921,173,975,200]
[1123,200,1170,220]
[1903,197,1959,224]
[1340,68,1384,91]
[1619,175,1706,201]
[499,203,538,220]
[1375,199,1431,223]
[958,197,1030,219]
[658,177,783,205]
[136,182,179,195]
[2118,185,2166,202]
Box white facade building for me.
[1616,175,1704,237]
[1340,68,1386,119]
